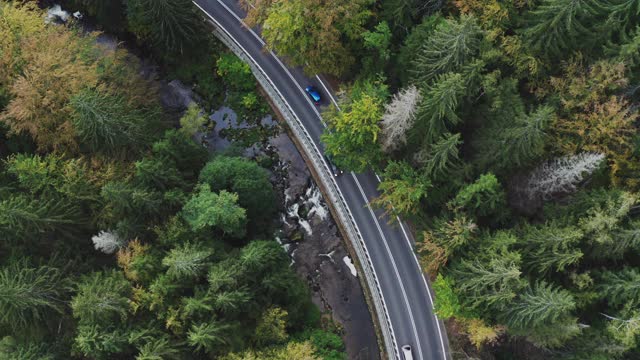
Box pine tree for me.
[101,181,164,222]
[136,336,181,360]
[0,336,55,360]
[602,308,640,349]
[519,223,583,274]
[448,173,506,217]
[70,89,153,155]
[411,15,483,83]
[597,267,640,307]
[523,0,604,58]
[382,0,443,31]
[502,105,555,168]
[417,133,463,179]
[379,85,422,153]
[254,307,288,346]
[162,243,213,280]
[152,130,209,180]
[181,289,214,320]
[0,261,66,333]
[73,324,129,360]
[412,73,465,147]
[240,241,286,274]
[125,0,201,53]
[603,0,640,33]
[0,195,82,240]
[614,26,640,68]
[505,281,576,329]
[578,189,637,252]
[198,156,277,233]
[524,152,606,200]
[71,270,132,324]
[134,158,185,191]
[187,321,231,352]
[452,255,524,310]
[213,290,251,314]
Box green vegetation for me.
[246,0,640,357]
[0,2,345,359]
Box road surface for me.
[193,1,450,359]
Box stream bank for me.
[162,80,379,359]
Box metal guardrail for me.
[201,13,399,360]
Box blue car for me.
[305,86,321,105]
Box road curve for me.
[193,1,450,359]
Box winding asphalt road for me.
[193,1,450,359]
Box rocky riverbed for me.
[270,132,379,360]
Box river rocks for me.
[268,131,379,360]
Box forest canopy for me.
[241,0,640,357]
[0,1,344,359]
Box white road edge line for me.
[215,0,265,46]
[195,1,447,358]
[397,219,448,358]
[351,173,424,360]
[315,75,341,111]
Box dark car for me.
[305,86,321,105]
[324,154,344,177]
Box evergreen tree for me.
[382,0,443,31]
[417,133,463,179]
[181,185,247,238]
[198,156,276,234]
[0,195,82,240]
[504,281,576,330]
[523,0,604,59]
[71,270,132,325]
[411,15,483,84]
[70,89,156,155]
[73,324,130,360]
[187,321,231,352]
[151,130,209,181]
[452,252,524,310]
[213,290,252,315]
[411,73,465,147]
[0,336,55,360]
[0,261,66,333]
[125,0,202,53]
[91,231,125,254]
[597,267,640,307]
[134,158,185,192]
[524,153,606,201]
[162,243,213,280]
[518,223,584,274]
[448,173,507,218]
[501,105,555,168]
[603,0,640,32]
[136,336,181,360]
